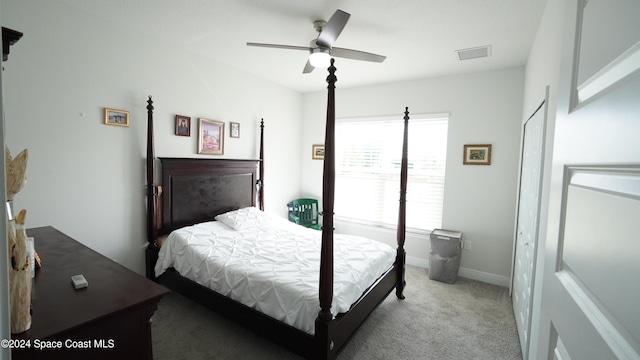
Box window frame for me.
[333,113,449,233]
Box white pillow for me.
[214,207,271,230]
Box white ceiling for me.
[59,0,548,93]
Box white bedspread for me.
[154,215,395,334]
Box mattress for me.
[154,209,396,334]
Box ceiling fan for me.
[247,9,386,73]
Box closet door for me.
[512,93,546,359]
[537,0,640,358]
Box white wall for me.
[301,68,525,285]
[519,1,566,359]
[1,0,302,274]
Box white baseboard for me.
[406,255,510,288]
[457,267,510,287]
[406,255,429,268]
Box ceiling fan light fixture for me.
[309,48,331,68]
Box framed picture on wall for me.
[230,122,240,138]
[198,118,225,155]
[175,115,191,136]
[312,144,325,160]
[463,144,492,165]
[104,108,129,127]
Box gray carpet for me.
[151,266,522,360]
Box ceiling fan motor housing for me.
[313,20,327,33]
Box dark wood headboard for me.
[158,158,259,235]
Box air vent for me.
[456,45,492,61]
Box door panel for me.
[557,166,640,357]
[539,0,640,359]
[577,0,640,85]
[562,167,640,339]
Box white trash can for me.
[428,229,463,283]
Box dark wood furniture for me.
[145,59,409,360]
[12,226,169,360]
[2,27,23,62]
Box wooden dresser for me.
[11,226,169,360]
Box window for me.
[334,114,449,232]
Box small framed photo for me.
[463,144,492,165]
[104,108,129,127]
[175,115,191,136]
[230,122,240,138]
[312,144,325,160]
[198,118,225,155]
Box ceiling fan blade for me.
[331,47,386,63]
[316,10,350,48]
[303,59,315,74]
[247,42,311,52]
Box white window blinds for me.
[334,114,449,232]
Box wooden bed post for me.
[145,96,160,279]
[146,95,158,245]
[395,107,409,299]
[258,118,265,211]
[316,58,337,359]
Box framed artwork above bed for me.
[198,118,224,155]
[175,115,191,136]
[230,122,240,138]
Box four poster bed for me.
[145,59,409,360]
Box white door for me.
[537,0,640,359]
[513,94,547,359]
